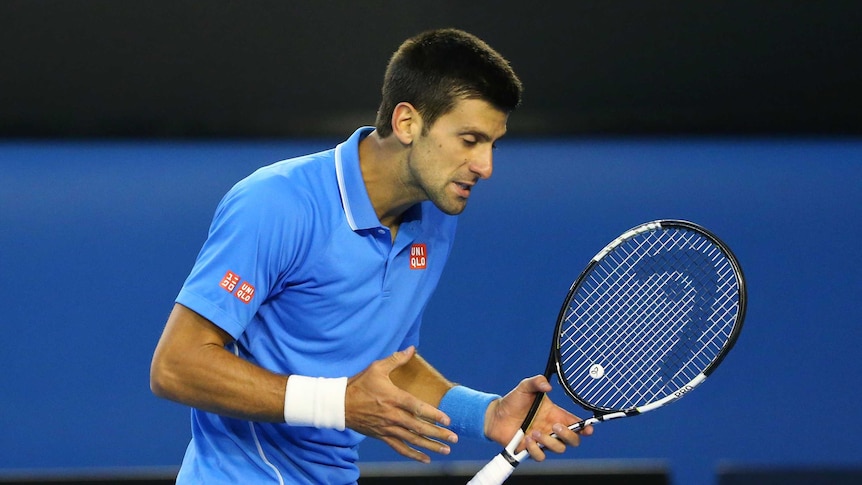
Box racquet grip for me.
[466,453,517,485]
[512,417,595,462]
[467,429,525,485]
[468,419,593,484]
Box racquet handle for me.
[466,429,523,485]
[467,419,595,485]
[466,453,517,485]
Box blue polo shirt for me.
[174,127,458,484]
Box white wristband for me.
[283,375,348,431]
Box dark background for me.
[2,2,861,485]
[2,0,861,138]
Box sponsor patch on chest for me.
[409,243,427,270]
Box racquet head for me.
[467,219,747,485]
[553,219,746,415]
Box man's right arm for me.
[149,303,288,422]
[149,303,457,462]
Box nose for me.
[470,147,494,179]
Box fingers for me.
[380,431,451,464]
[365,400,457,464]
[375,347,452,425]
[380,435,431,463]
[409,393,451,428]
[523,434,546,461]
[403,400,458,444]
[345,348,456,462]
[511,386,594,460]
[377,348,452,429]
[521,421,590,462]
[383,418,455,463]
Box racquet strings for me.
[557,226,741,412]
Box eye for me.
[462,136,478,146]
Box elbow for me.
[149,352,180,401]
[149,357,169,398]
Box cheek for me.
[435,143,466,165]
[416,137,463,172]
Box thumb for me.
[383,346,416,371]
[520,375,553,394]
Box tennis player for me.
[150,28,591,484]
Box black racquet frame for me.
[468,219,747,485]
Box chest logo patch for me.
[410,243,427,270]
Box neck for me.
[358,131,422,230]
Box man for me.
[150,28,591,484]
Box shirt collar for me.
[335,127,381,231]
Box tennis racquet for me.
[468,219,747,485]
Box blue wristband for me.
[438,386,500,442]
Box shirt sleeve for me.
[176,172,305,339]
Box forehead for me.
[431,98,509,139]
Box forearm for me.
[389,351,499,442]
[389,351,453,407]
[152,343,287,422]
[150,304,287,422]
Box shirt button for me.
[377,229,386,235]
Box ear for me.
[390,102,422,145]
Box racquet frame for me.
[468,219,747,484]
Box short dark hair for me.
[374,29,523,137]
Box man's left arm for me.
[393,353,593,461]
[389,351,454,406]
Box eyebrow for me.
[460,129,502,142]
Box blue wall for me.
[2,138,860,484]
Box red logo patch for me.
[220,271,241,292]
[235,281,256,304]
[220,271,255,304]
[409,243,427,270]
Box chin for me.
[429,191,469,215]
[437,202,467,216]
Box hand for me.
[345,346,458,463]
[484,375,594,461]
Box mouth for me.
[453,181,474,198]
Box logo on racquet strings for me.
[631,246,721,385]
[589,364,605,379]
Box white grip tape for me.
[468,428,525,485]
[283,375,348,431]
[467,453,517,485]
